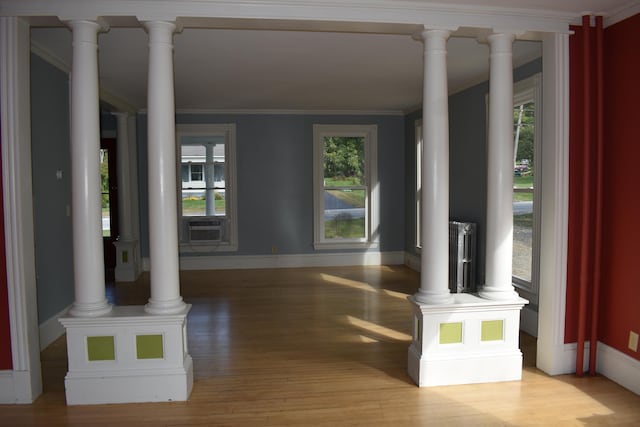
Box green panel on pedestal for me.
[439,322,463,344]
[136,334,164,359]
[481,320,504,341]
[87,336,115,361]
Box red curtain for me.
[566,15,604,376]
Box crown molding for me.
[604,1,640,27]
[167,108,405,116]
[31,39,137,112]
[2,0,575,35]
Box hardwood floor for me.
[2,265,639,426]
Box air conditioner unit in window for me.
[187,218,224,243]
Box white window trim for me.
[415,119,423,251]
[176,123,238,252]
[313,124,379,250]
[512,73,542,303]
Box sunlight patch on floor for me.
[435,370,615,425]
[344,315,412,342]
[381,289,410,299]
[320,273,378,293]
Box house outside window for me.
[313,124,378,250]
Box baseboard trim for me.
[404,252,421,271]
[142,251,406,271]
[0,371,15,403]
[39,305,71,350]
[597,342,640,395]
[0,370,37,404]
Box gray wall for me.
[137,113,405,257]
[30,54,75,323]
[405,58,542,286]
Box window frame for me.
[176,123,238,252]
[415,119,423,250]
[313,124,378,250]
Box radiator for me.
[449,221,477,293]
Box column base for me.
[113,239,141,282]
[478,285,520,301]
[59,304,193,405]
[408,293,527,387]
[145,297,187,315]
[68,300,112,317]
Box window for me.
[512,74,541,302]
[313,124,378,249]
[176,124,237,251]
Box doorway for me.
[100,138,119,281]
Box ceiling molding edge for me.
[2,0,575,34]
[153,108,406,116]
[31,39,137,113]
[604,1,640,27]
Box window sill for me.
[179,242,238,253]
[313,241,379,251]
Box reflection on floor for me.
[9,266,639,426]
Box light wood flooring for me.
[2,265,639,426]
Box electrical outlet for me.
[271,246,278,254]
[629,331,639,352]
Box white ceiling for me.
[27,0,636,112]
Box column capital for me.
[412,27,454,43]
[478,30,520,45]
[141,19,183,35]
[63,17,109,35]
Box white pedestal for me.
[59,305,193,405]
[114,239,140,282]
[408,293,527,387]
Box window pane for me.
[182,191,205,216]
[323,189,365,239]
[100,148,111,237]
[513,101,535,283]
[181,164,189,182]
[323,136,365,186]
[214,190,226,215]
[191,164,203,181]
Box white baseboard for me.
[64,357,193,405]
[404,252,421,271]
[537,341,591,376]
[39,305,71,350]
[597,342,640,395]
[142,251,406,271]
[0,371,15,403]
[0,370,38,404]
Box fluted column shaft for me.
[144,20,186,314]
[480,32,519,300]
[68,20,111,317]
[415,29,453,305]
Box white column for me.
[414,29,453,305]
[144,20,186,314]
[113,112,133,240]
[67,20,111,317]
[479,33,519,301]
[205,144,216,216]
